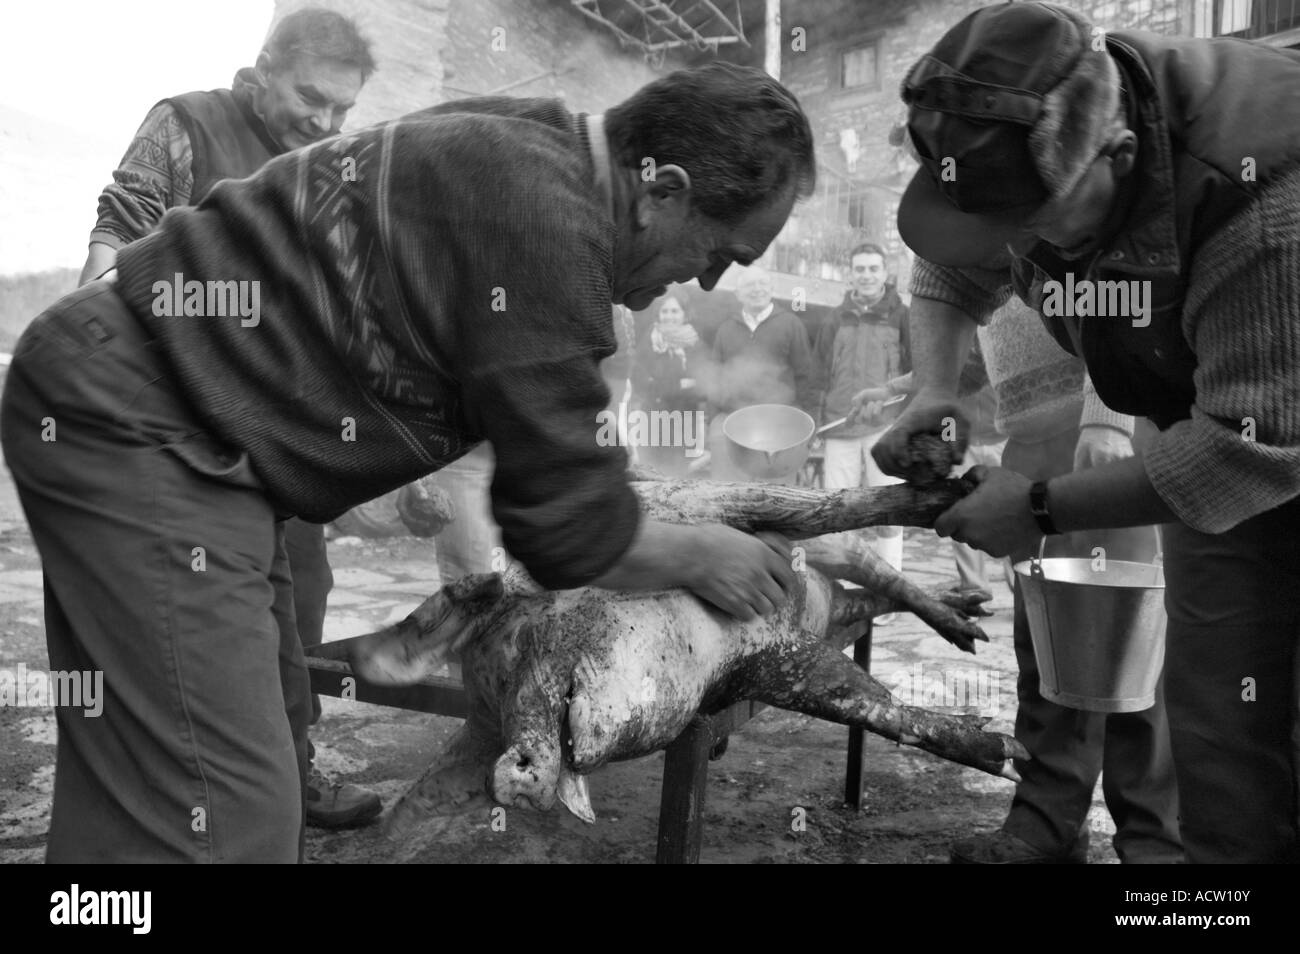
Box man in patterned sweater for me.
[1,63,814,862]
[876,3,1300,862]
[77,7,382,829]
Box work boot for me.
[950,828,1088,864]
[305,765,382,829]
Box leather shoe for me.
[951,828,1088,864]
[306,766,382,829]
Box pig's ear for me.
[348,616,442,686]
[350,588,468,685]
[557,765,596,824]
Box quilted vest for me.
[1017,32,1300,428]
[165,71,282,202]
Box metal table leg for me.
[844,620,873,810]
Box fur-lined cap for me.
[901,2,1120,214]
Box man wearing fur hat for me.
[876,2,1300,863]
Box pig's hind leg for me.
[741,638,1026,780]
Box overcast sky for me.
[0,0,275,140]
[0,1,276,273]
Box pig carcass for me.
[327,477,1025,830]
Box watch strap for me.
[1029,481,1060,536]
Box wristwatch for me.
[1029,481,1061,536]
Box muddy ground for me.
[0,462,1124,864]
[302,691,1034,864]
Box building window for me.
[1219,0,1254,33]
[1201,0,1300,40]
[840,42,879,90]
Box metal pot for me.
[723,404,816,481]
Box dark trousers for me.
[283,516,332,730]
[1000,429,1183,862]
[0,282,310,862]
[1162,503,1300,863]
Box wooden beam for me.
[631,477,969,538]
[1258,23,1300,47]
[306,656,468,718]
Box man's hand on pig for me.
[933,465,1041,558]
[684,525,799,621]
[592,521,795,621]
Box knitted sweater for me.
[911,31,1300,534]
[113,97,640,590]
[90,69,271,249]
[912,166,1300,534]
[708,306,816,415]
[976,297,1133,444]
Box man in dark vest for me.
[876,2,1300,862]
[78,7,380,829]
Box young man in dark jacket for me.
[814,243,910,579]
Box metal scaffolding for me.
[570,0,751,53]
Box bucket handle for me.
[1150,525,1164,585]
[1030,535,1048,580]
[1027,536,1058,696]
[1029,525,1165,581]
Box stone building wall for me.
[272,0,679,129]
[772,0,1194,291]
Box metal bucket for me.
[1014,532,1166,713]
[723,404,815,481]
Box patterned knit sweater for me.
[90,69,268,249]
[113,98,640,590]
[912,165,1300,534]
[976,296,1133,444]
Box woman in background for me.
[634,295,703,477]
